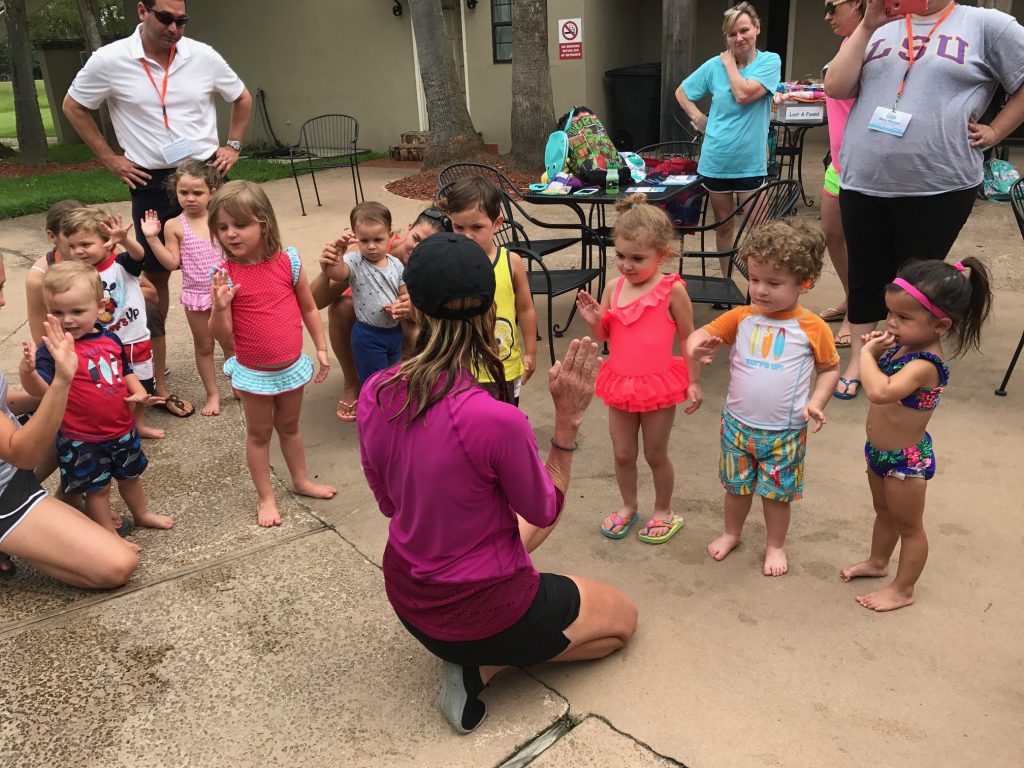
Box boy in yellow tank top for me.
[440,177,537,405]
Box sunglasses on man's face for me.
[824,0,850,14]
[421,208,453,232]
[149,9,189,27]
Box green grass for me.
[0,81,56,139]
[0,148,387,220]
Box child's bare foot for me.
[292,479,337,499]
[763,546,788,576]
[601,506,637,537]
[131,510,174,529]
[708,533,741,560]
[840,559,889,582]
[137,425,166,439]
[856,584,914,612]
[201,395,221,416]
[257,497,282,527]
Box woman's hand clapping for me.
[548,337,601,427]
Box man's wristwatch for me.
[225,140,242,152]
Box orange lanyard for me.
[141,45,177,130]
[894,3,955,108]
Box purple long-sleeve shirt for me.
[357,368,562,641]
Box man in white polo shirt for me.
[63,0,251,418]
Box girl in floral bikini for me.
[842,258,992,612]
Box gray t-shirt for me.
[839,6,1024,197]
[343,252,405,328]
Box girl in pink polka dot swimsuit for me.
[142,160,234,417]
[208,181,336,528]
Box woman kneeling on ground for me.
[357,233,637,734]
[0,258,139,587]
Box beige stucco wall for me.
[187,1,420,154]
[462,3,513,152]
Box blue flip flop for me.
[600,512,638,540]
[833,377,861,400]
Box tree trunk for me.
[661,0,699,143]
[408,0,485,168]
[75,0,120,150]
[976,0,1012,11]
[508,0,555,171]
[3,0,49,165]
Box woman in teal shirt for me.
[676,2,781,274]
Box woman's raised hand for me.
[862,0,897,32]
[548,337,601,425]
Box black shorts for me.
[702,175,766,193]
[400,573,581,668]
[0,469,48,544]
[130,167,182,274]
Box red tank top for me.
[224,250,303,370]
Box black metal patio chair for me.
[289,114,364,215]
[995,177,1024,395]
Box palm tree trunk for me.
[508,0,555,171]
[661,0,698,143]
[408,0,485,167]
[3,0,49,165]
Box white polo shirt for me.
[67,26,245,170]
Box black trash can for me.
[605,63,662,151]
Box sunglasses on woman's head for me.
[824,0,850,14]
[149,9,189,27]
[421,208,453,232]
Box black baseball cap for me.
[404,233,495,320]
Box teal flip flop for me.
[833,377,861,400]
[600,512,638,540]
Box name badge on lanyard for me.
[160,137,195,164]
[142,46,195,165]
[869,5,955,140]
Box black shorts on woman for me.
[400,573,581,668]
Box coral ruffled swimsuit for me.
[596,274,690,413]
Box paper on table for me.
[625,186,667,193]
[663,174,699,185]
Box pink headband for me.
[892,278,947,319]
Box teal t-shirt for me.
[682,50,781,179]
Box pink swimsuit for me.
[178,214,223,312]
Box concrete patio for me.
[1,140,1022,767]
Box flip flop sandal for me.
[600,512,638,540]
[159,393,195,418]
[115,516,135,538]
[819,307,846,322]
[832,377,861,400]
[834,333,852,349]
[0,555,16,579]
[638,513,685,544]
[336,400,357,422]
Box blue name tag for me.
[868,106,911,138]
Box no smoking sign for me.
[558,17,583,60]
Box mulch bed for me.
[0,159,103,178]
[385,160,540,201]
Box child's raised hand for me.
[100,213,130,249]
[39,315,77,384]
[575,291,602,325]
[691,335,722,366]
[386,294,413,321]
[125,391,167,407]
[804,403,827,433]
[210,269,239,312]
[682,382,703,415]
[20,341,36,376]
[313,350,330,384]
[860,330,896,359]
[140,210,163,240]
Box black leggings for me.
[839,186,977,324]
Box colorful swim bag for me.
[555,106,632,188]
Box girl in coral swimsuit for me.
[576,193,702,545]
